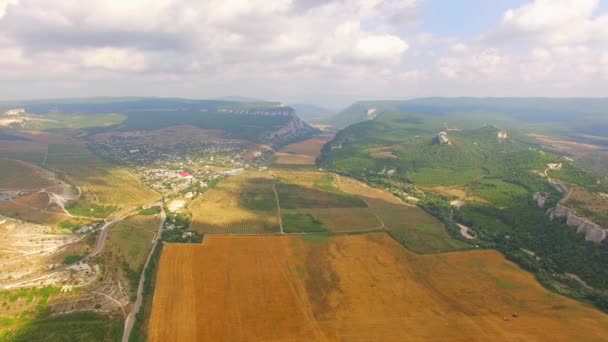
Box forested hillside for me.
[319,111,608,312]
[328,98,608,141]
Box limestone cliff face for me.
[259,107,317,146]
[550,203,607,243]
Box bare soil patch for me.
[274,138,328,165]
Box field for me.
[0,140,47,164]
[0,160,59,191]
[0,132,157,215]
[108,215,161,271]
[188,171,280,234]
[335,175,471,253]
[149,234,608,341]
[44,142,157,212]
[0,192,71,226]
[1,312,123,342]
[281,208,382,232]
[274,138,328,165]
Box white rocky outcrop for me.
[497,131,508,140]
[533,192,548,208]
[550,203,607,243]
[367,108,378,119]
[3,108,26,116]
[438,131,450,145]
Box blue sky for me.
[421,0,529,37]
[0,0,607,107]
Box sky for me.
[0,0,607,108]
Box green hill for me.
[320,111,608,312]
[327,98,608,140]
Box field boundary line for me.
[271,175,284,234]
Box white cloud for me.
[491,0,608,45]
[0,0,18,20]
[77,47,148,72]
[437,49,510,81]
[354,34,408,63]
[0,0,606,103]
[531,48,550,60]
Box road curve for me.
[122,209,166,342]
[86,218,123,259]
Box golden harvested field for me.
[274,138,328,165]
[189,171,280,234]
[149,233,608,341]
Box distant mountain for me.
[327,100,405,128]
[328,98,608,139]
[289,103,335,123]
[215,96,265,103]
[0,97,318,147]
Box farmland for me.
[188,171,280,234]
[274,137,329,165]
[333,174,471,253]
[108,215,161,272]
[194,169,470,253]
[0,160,59,191]
[45,142,158,212]
[149,234,608,341]
[1,312,123,342]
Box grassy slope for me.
[109,215,160,271]
[319,110,608,311]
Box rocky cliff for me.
[549,203,607,243]
[259,107,318,147]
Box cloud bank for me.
[0,0,606,106]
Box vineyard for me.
[188,171,280,234]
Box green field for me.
[1,313,122,342]
[282,213,327,233]
[375,204,471,254]
[109,215,159,271]
[276,183,367,209]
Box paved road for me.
[86,218,123,259]
[122,209,166,342]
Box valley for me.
[0,97,608,341]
